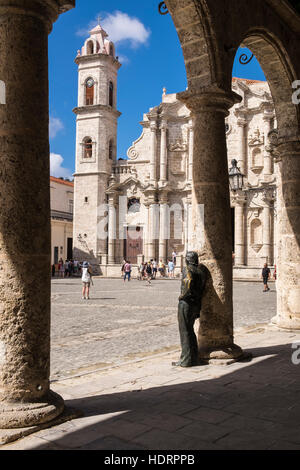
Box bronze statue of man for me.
[173,251,207,367]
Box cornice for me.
[73,104,121,118]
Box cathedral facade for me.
[73,23,277,279]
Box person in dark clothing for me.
[172,251,207,367]
[262,263,271,292]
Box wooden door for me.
[125,227,143,264]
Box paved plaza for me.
[2,324,300,450]
[50,278,276,380]
[4,277,299,451]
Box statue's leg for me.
[177,301,198,366]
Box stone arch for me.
[241,30,299,139]
[86,40,94,55]
[165,0,222,91]
[84,38,98,56]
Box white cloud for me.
[102,11,151,48]
[49,117,64,139]
[76,11,151,49]
[50,153,73,179]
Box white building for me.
[73,22,277,279]
[51,176,74,266]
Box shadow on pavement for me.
[26,342,300,450]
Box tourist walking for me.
[172,250,177,266]
[152,259,158,279]
[121,259,126,278]
[261,263,271,292]
[168,259,175,278]
[138,262,145,281]
[64,260,70,278]
[81,261,93,300]
[146,262,153,285]
[123,260,132,282]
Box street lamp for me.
[229,159,245,191]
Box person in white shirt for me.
[81,261,92,300]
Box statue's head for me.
[186,251,199,267]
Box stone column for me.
[0,0,75,429]
[159,193,169,263]
[150,122,157,183]
[270,139,300,329]
[178,88,244,361]
[234,196,247,266]
[262,192,274,265]
[159,120,168,183]
[148,202,158,260]
[263,113,273,179]
[237,119,247,175]
[108,194,117,264]
[188,120,194,182]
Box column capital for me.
[150,121,157,132]
[177,86,241,116]
[107,191,118,205]
[231,193,247,207]
[263,112,274,122]
[237,118,248,128]
[158,191,169,204]
[160,120,168,131]
[0,0,75,32]
[262,187,276,205]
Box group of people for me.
[52,259,81,278]
[120,253,178,285]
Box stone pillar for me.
[148,202,158,260]
[160,120,168,182]
[150,122,157,183]
[159,193,169,263]
[262,193,274,265]
[178,88,244,360]
[263,113,273,179]
[270,139,300,329]
[237,119,247,175]
[234,196,247,266]
[0,0,75,429]
[188,120,194,182]
[108,194,117,264]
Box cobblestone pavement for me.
[2,326,300,450]
[50,278,276,380]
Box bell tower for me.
[73,21,121,266]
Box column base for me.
[271,314,300,330]
[0,390,64,429]
[198,343,251,364]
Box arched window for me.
[85,77,94,105]
[109,81,114,107]
[109,44,114,57]
[87,41,94,55]
[83,138,93,159]
[109,139,114,160]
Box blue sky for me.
[49,0,266,179]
